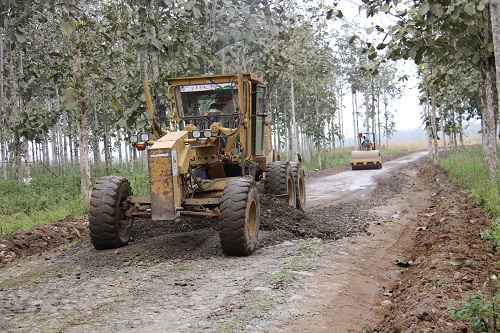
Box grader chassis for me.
[89,73,306,256]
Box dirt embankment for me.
[373,164,496,332]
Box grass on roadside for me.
[440,144,500,332]
[0,162,150,237]
[439,145,500,217]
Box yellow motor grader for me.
[350,132,382,170]
[89,73,306,256]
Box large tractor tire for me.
[265,161,296,208]
[219,178,260,256]
[290,162,306,211]
[89,176,133,250]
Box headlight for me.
[192,130,201,138]
[140,133,150,142]
[130,135,138,143]
[204,129,212,138]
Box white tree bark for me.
[484,65,498,179]
[290,74,299,162]
[491,0,500,131]
[0,25,6,180]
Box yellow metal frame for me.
[130,73,273,220]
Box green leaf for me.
[418,2,430,16]
[112,96,123,111]
[472,52,480,64]
[488,42,494,53]
[463,3,475,16]
[193,7,201,19]
[326,9,334,19]
[61,88,78,110]
[477,0,486,11]
[61,21,73,37]
[13,30,25,43]
[430,4,443,18]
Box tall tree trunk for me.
[117,130,123,166]
[67,111,74,164]
[43,134,49,165]
[128,144,134,174]
[430,86,439,166]
[103,124,111,173]
[441,118,446,147]
[51,129,59,165]
[67,2,91,201]
[458,114,464,148]
[352,90,358,146]
[376,91,381,147]
[314,78,321,170]
[483,64,499,179]
[22,141,30,183]
[364,92,370,132]
[0,25,5,180]
[92,106,100,166]
[61,112,69,163]
[337,85,344,149]
[384,98,389,149]
[8,41,21,182]
[491,1,500,128]
[290,74,298,162]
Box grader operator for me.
[88,73,306,256]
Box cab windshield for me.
[175,82,238,118]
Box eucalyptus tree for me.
[373,61,402,147]
[362,0,498,178]
[0,0,32,182]
[335,32,371,144]
[0,24,5,180]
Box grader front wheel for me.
[265,161,296,208]
[89,176,133,250]
[219,178,260,256]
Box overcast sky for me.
[331,1,424,134]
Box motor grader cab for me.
[88,73,306,256]
[350,132,382,170]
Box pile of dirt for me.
[374,163,497,332]
[260,194,371,244]
[0,216,88,266]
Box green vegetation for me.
[440,145,500,218]
[266,251,314,284]
[450,289,500,333]
[441,145,500,332]
[0,162,150,237]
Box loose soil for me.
[0,151,496,332]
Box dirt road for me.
[0,151,443,332]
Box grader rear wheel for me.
[265,161,296,208]
[290,162,306,211]
[89,176,133,250]
[219,178,260,256]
